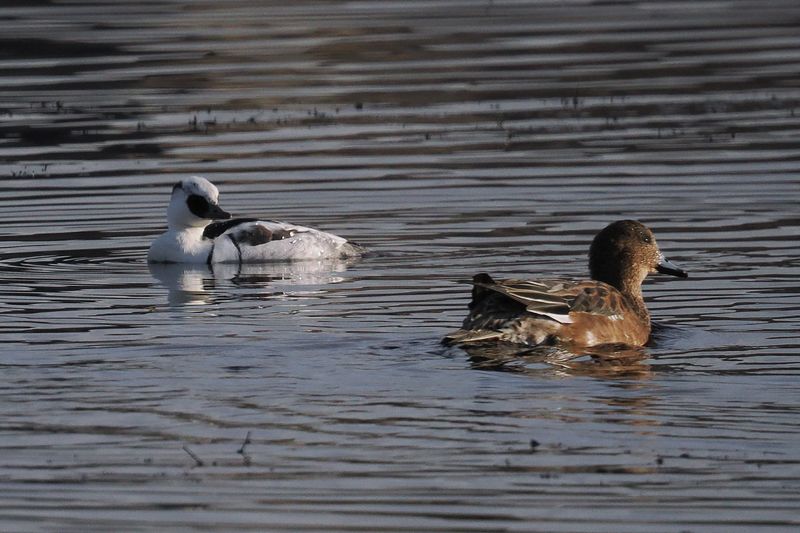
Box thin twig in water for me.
[182,445,204,467]
[237,431,252,466]
[237,431,252,454]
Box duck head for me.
[167,176,231,229]
[589,220,687,295]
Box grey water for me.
[1,1,799,531]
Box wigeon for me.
[444,220,688,348]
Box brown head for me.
[588,220,687,298]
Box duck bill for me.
[656,254,688,278]
[208,204,231,220]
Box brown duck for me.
[444,220,688,348]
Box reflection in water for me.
[461,342,652,379]
[148,259,354,306]
[148,263,212,306]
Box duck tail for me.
[469,272,496,310]
[442,328,503,346]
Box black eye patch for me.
[187,194,211,218]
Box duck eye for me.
[642,235,651,243]
[187,194,210,218]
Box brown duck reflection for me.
[461,342,653,380]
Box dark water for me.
[2,1,800,531]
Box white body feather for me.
[210,220,356,263]
[147,176,361,263]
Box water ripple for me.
[1,1,800,531]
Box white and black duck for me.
[147,176,362,263]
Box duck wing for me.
[568,282,627,318]
[206,219,358,263]
[471,273,573,324]
[470,273,625,323]
[203,218,303,243]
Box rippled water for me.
[2,1,800,531]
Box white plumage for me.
[148,176,362,263]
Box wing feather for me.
[473,278,574,324]
[203,218,259,240]
[472,275,630,325]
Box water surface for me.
[1,1,799,531]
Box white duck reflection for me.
[148,259,354,306]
